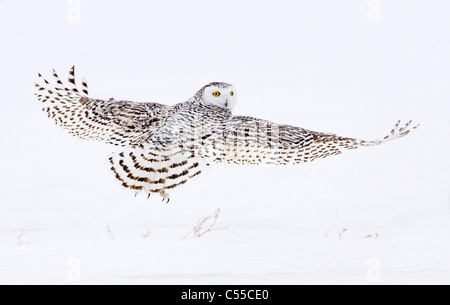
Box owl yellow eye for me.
[212,91,220,97]
[230,91,234,96]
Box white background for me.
[0,0,449,284]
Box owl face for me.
[200,82,237,111]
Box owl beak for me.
[225,99,229,107]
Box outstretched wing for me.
[35,66,169,147]
[210,116,418,165]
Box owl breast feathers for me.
[35,66,418,201]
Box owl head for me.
[195,82,237,111]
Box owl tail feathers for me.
[108,147,207,201]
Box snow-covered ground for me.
[0,0,449,284]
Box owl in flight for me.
[36,67,418,202]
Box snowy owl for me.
[35,66,418,202]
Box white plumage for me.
[35,67,418,202]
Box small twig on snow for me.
[17,228,29,246]
[184,209,230,239]
[106,225,114,241]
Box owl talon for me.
[147,193,151,199]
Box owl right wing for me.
[35,66,170,147]
[209,116,418,165]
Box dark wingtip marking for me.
[81,79,89,95]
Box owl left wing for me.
[208,116,418,165]
[35,66,169,147]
